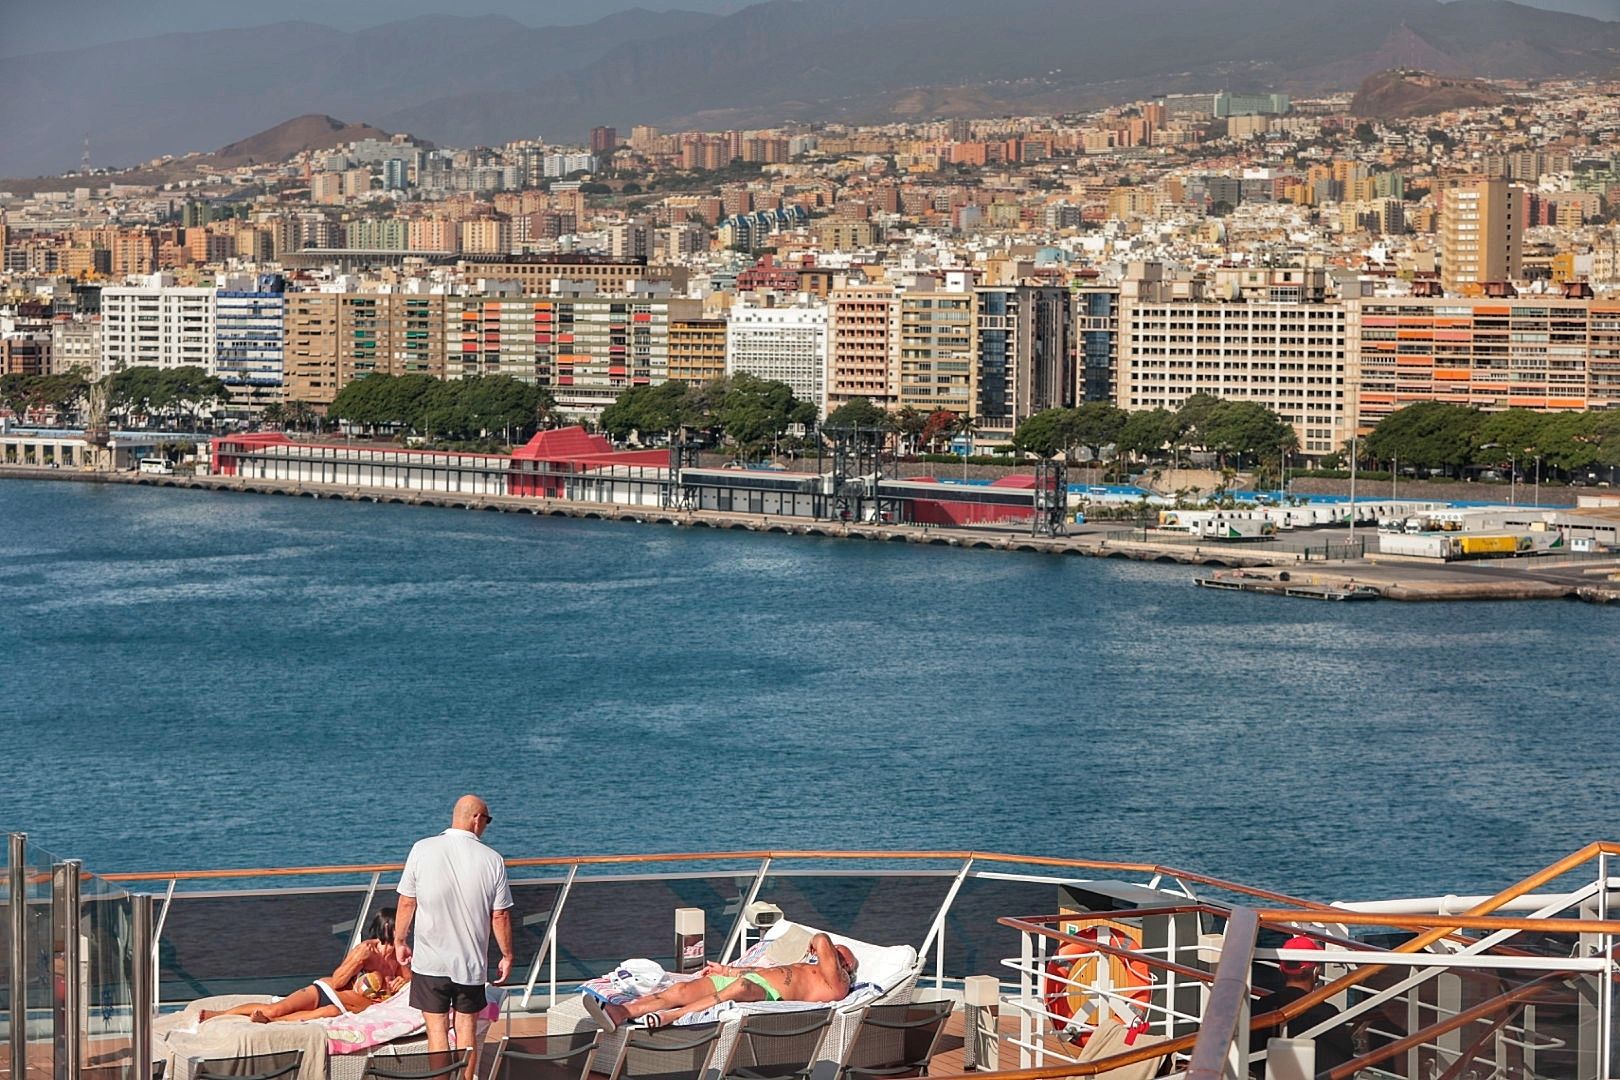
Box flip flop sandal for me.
[581,994,619,1035]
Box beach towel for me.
[321,985,503,1055]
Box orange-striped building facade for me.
[1347,297,1620,431]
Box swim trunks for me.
[705,972,783,1002]
[743,972,783,1001]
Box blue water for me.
[1,479,1616,903]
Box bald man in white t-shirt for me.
[395,795,515,1080]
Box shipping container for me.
[1377,533,1458,560]
[1457,534,1531,556]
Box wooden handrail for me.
[1258,908,1620,935]
[1323,972,1568,1080]
[1187,907,1259,1080]
[1253,841,1618,1032]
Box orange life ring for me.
[1041,925,1153,1044]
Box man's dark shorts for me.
[411,973,487,1014]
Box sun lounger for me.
[548,922,921,1080]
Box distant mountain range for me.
[6,0,1620,179]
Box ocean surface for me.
[1,478,1616,903]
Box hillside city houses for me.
[8,79,1620,457]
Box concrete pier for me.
[9,465,1620,601]
[0,465,1308,567]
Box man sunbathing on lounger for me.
[583,934,857,1032]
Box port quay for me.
[8,424,1620,603]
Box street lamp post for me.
[1392,453,1398,501]
[1348,430,1358,542]
[1481,443,1517,506]
[1535,455,1541,507]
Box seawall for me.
[0,466,1298,568]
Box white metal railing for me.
[14,844,1620,1080]
[1176,867,1620,1080]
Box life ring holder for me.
[1040,922,1153,1044]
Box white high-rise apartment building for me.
[100,276,216,377]
[725,298,830,415]
[1116,267,1348,455]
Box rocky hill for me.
[209,115,393,168]
[1351,69,1511,118]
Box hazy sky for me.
[0,0,750,56]
[3,0,1615,56]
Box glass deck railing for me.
[3,836,154,1080]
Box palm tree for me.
[951,413,980,452]
[894,406,926,456]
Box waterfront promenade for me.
[8,464,1620,601]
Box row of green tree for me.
[599,375,818,457]
[0,367,227,429]
[327,375,555,443]
[1361,402,1620,478]
[1009,395,1297,466]
[821,398,981,454]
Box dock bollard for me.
[963,975,1000,1071]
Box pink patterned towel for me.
[321,986,502,1055]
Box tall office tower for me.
[590,127,618,155]
[1075,286,1119,403]
[973,285,1073,443]
[1441,178,1522,294]
[826,285,900,411]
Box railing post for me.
[919,858,973,992]
[719,859,771,965]
[131,894,154,1080]
[8,834,26,1080]
[1019,928,1035,1068]
[348,872,382,951]
[521,864,576,1011]
[1599,852,1613,1080]
[51,861,81,1080]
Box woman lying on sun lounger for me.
[200,908,412,1024]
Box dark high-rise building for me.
[590,127,619,155]
[975,285,1074,442]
